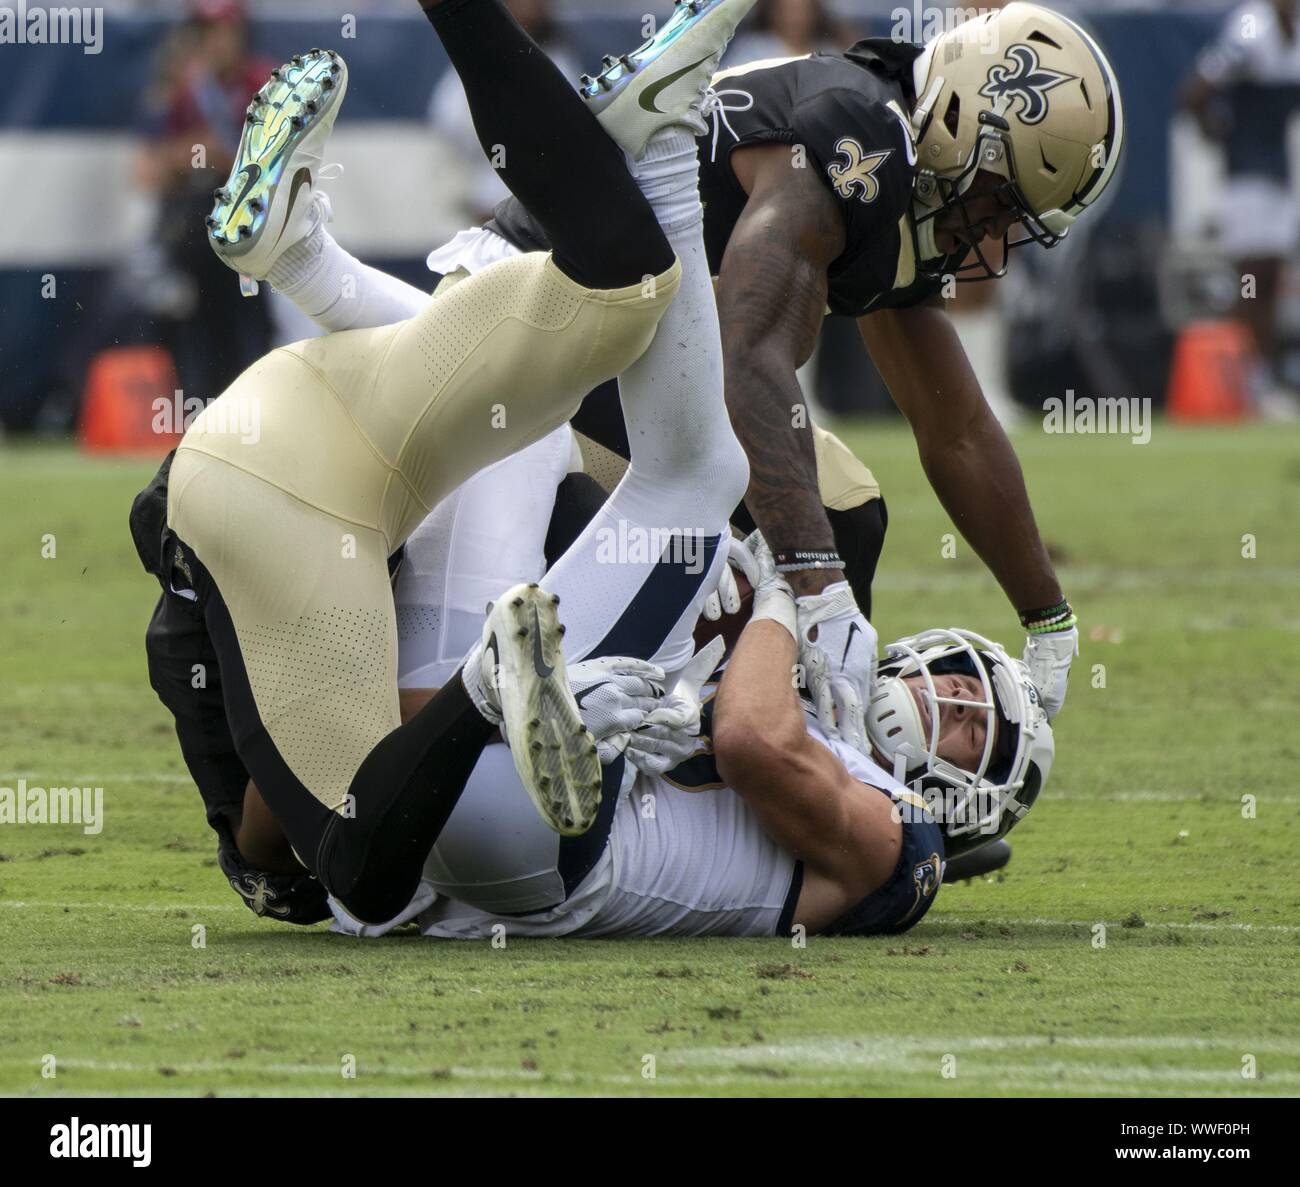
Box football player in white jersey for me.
[327,521,1053,941]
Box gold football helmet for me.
[909,2,1125,279]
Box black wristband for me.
[1019,598,1073,631]
[774,549,844,574]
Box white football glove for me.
[729,531,798,639]
[795,581,877,755]
[1023,625,1078,721]
[626,637,726,777]
[701,553,743,621]
[567,656,666,765]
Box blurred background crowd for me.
[1,0,1297,441]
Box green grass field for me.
[2,422,1298,1097]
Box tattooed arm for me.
[718,144,847,598]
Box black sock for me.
[317,673,496,923]
[422,0,674,289]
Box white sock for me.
[267,225,431,333]
[615,183,747,500]
[628,129,703,238]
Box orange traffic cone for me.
[78,346,182,454]
[1166,320,1254,423]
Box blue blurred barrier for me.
[0,7,1227,427]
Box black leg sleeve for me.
[828,497,888,622]
[420,0,674,289]
[318,675,497,924]
[202,581,495,926]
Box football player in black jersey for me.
[485,4,1123,749]
[225,4,1121,758]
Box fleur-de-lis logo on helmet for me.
[827,138,892,204]
[978,43,1076,126]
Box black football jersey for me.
[487,38,966,317]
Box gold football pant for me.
[168,251,681,813]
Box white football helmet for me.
[866,628,1054,857]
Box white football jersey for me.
[329,709,917,941]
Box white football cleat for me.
[206,48,347,282]
[466,583,603,837]
[580,0,757,159]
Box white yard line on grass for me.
[3,900,1297,933]
[1,900,242,913]
[0,773,192,784]
[972,916,1300,934]
[1049,790,1300,804]
[872,565,1300,594]
[0,1052,1292,1095]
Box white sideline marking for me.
[961,916,1300,935]
[0,772,192,784]
[1,1051,1293,1093]
[872,566,1300,593]
[2,901,1297,933]
[1,901,242,913]
[681,1035,1300,1058]
[1049,790,1300,805]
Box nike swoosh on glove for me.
[1023,625,1078,720]
[627,636,726,777]
[567,656,667,765]
[795,582,877,754]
